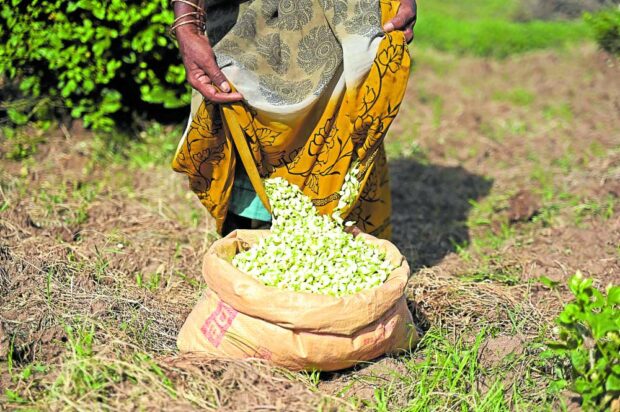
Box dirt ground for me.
[1,44,618,410]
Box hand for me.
[383,0,417,44]
[176,27,244,103]
[344,224,362,237]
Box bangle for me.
[170,0,206,38]
[170,19,206,37]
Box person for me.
[171,0,417,238]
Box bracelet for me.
[170,19,206,37]
[170,0,206,38]
[174,11,202,20]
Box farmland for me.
[1,0,619,410]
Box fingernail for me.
[383,22,394,32]
[221,81,231,92]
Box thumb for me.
[206,64,231,93]
[383,6,413,32]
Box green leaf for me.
[570,350,588,372]
[7,108,29,125]
[607,374,620,392]
[589,313,618,339]
[608,286,620,305]
[549,379,568,393]
[538,276,560,289]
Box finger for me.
[383,6,415,32]
[404,27,414,43]
[188,71,244,102]
[209,91,244,103]
[190,79,217,101]
[201,58,232,93]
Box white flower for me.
[232,176,394,297]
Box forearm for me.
[171,0,206,39]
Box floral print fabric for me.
[173,0,410,238]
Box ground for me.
[0,44,618,410]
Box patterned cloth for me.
[173,0,410,239]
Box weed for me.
[546,273,620,411]
[585,7,620,56]
[369,387,390,412]
[301,369,322,388]
[399,328,509,411]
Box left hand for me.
[383,0,417,44]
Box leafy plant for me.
[585,6,620,56]
[0,0,189,130]
[547,272,620,411]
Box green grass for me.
[413,0,592,58]
[349,327,561,411]
[421,0,521,20]
[415,13,591,58]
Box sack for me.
[177,230,418,371]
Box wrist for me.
[175,24,201,41]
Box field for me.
[1,1,619,411]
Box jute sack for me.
[177,230,418,371]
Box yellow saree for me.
[173,0,410,239]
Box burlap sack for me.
[177,230,417,371]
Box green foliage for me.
[416,12,591,58]
[397,328,511,410]
[585,7,620,56]
[0,0,188,130]
[547,273,620,411]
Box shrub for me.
[585,6,620,56]
[546,273,620,411]
[0,0,188,130]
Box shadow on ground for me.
[389,158,493,271]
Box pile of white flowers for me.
[232,176,395,297]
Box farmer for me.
[171,0,416,238]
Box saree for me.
[172,0,411,239]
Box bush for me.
[546,273,620,411]
[585,6,620,56]
[0,0,188,130]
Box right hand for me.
[176,27,244,103]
